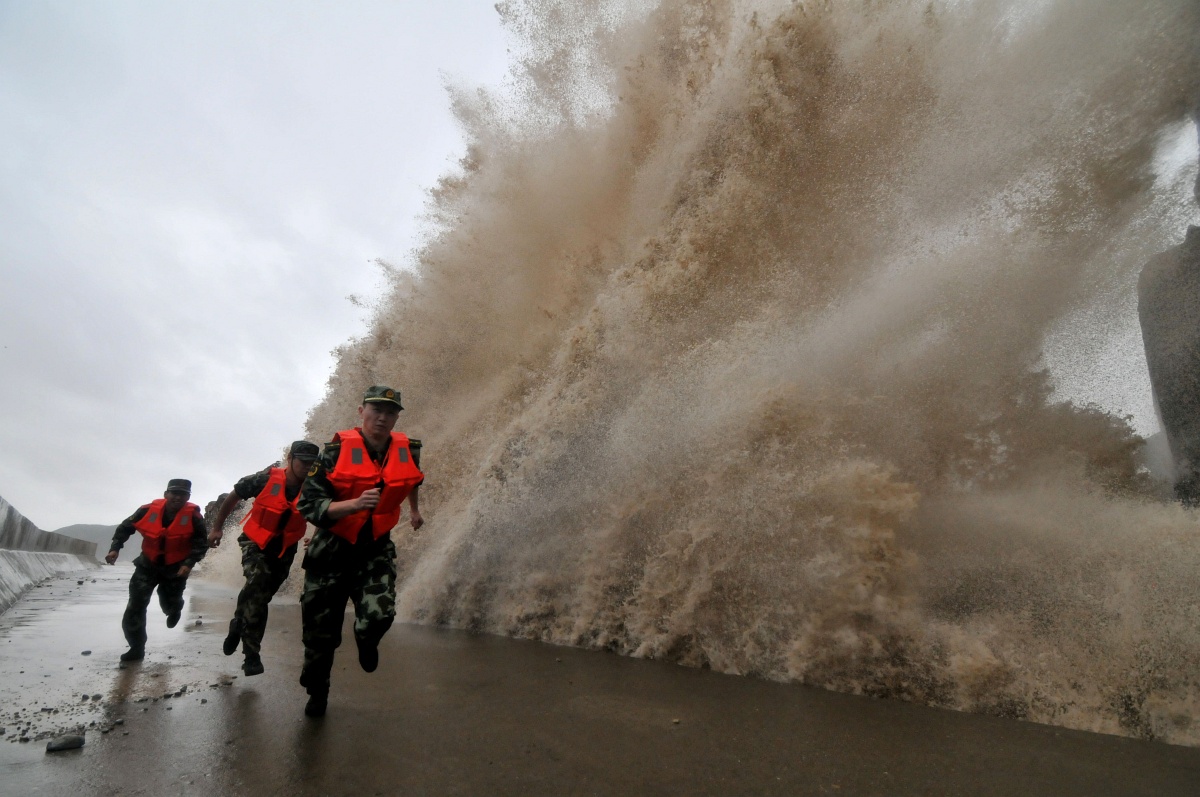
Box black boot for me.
[166,610,181,628]
[223,618,241,656]
[356,634,379,673]
[119,648,144,662]
[304,691,328,718]
[242,654,264,676]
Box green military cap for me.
[289,441,321,461]
[166,478,192,494]
[362,385,403,410]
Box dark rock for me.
[90,694,101,701]
[46,735,84,752]
[113,718,124,726]
[1140,226,1200,503]
[80,650,91,656]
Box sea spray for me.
[307,0,1200,742]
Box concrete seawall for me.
[0,495,98,613]
[0,495,96,556]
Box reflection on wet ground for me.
[2,568,1199,796]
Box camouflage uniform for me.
[222,469,302,658]
[109,504,208,651]
[296,435,421,695]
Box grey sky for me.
[0,1,510,528]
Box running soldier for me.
[208,441,321,676]
[106,479,208,662]
[297,385,424,718]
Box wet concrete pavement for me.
[2,567,1200,796]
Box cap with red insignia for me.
[362,385,403,410]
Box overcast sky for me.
[0,1,511,529]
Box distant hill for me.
[52,524,118,559]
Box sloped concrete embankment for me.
[0,495,98,613]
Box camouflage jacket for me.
[298,433,421,572]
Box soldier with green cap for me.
[297,385,424,718]
[106,478,208,662]
[208,440,322,676]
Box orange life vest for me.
[132,499,199,566]
[327,428,423,543]
[241,467,308,556]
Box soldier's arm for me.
[407,439,424,529]
[181,506,209,570]
[106,507,148,564]
[209,469,271,546]
[298,443,341,529]
[299,441,382,525]
[208,493,241,547]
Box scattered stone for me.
[166,707,172,711]
[200,699,207,704]
[122,732,128,736]
[672,719,680,724]
[100,728,110,734]
[90,694,102,701]
[82,695,90,701]
[77,580,83,585]
[80,651,91,656]
[40,707,53,713]
[46,735,85,752]
[114,718,124,726]
[194,620,202,626]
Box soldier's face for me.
[358,402,401,441]
[163,491,189,512]
[288,455,312,480]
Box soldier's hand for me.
[354,488,382,512]
[176,564,192,578]
[302,537,311,548]
[104,550,118,565]
[410,509,424,530]
[208,531,223,548]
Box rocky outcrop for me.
[1138,102,1200,504]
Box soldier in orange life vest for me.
[207,441,321,676]
[296,385,424,718]
[105,478,208,662]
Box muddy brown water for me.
[0,567,1198,796]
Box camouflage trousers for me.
[122,555,188,651]
[231,534,298,657]
[299,539,397,693]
